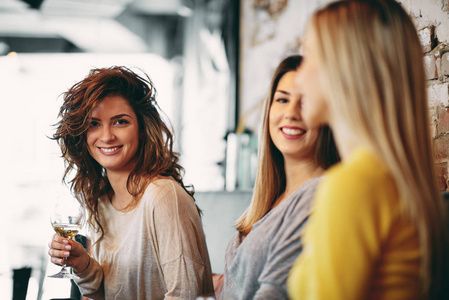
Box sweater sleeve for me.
[73,255,105,299]
[252,181,315,300]
[288,156,397,300]
[152,181,213,300]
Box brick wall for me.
[240,0,449,190]
[413,0,449,190]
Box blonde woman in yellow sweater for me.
[288,0,449,299]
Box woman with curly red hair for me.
[48,66,213,299]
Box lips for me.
[279,126,305,140]
[281,127,305,136]
[98,146,123,154]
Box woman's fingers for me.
[48,241,71,252]
[49,255,66,266]
[65,240,90,272]
[48,233,73,266]
[48,246,71,267]
[50,233,70,248]
[48,234,90,271]
[48,246,70,258]
[67,239,85,256]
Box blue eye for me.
[276,98,288,103]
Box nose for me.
[284,100,302,121]
[99,125,116,142]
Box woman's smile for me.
[269,70,320,160]
[98,146,123,155]
[280,126,306,139]
[87,95,140,174]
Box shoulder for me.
[323,148,396,198]
[142,177,196,212]
[143,178,190,200]
[297,177,321,198]
[284,177,321,214]
[316,148,399,216]
[225,232,243,253]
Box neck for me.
[107,170,135,210]
[275,157,324,207]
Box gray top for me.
[73,178,214,300]
[221,177,320,300]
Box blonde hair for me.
[236,55,340,236]
[311,0,448,297]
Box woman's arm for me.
[252,200,312,299]
[72,255,105,299]
[152,181,214,299]
[213,273,224,296]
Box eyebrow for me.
[275,90,290,95]
[90,114,133,121]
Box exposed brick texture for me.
[428,82,449,108]
[424,53,438,80]
[438,107,449,135]
[442,52,449,77]
[434,134,449,162]
[435,162,448,190]
[419,26,434,53]
[430,109,439,139]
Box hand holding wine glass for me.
[48,192,86,279]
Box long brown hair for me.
[53,66,193,238]
[235,55,340,236]
[311,0,449,297]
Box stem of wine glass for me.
[62,257,68,268]
[61,236,73,272]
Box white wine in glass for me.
[48,192,86,279]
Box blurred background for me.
[1,0,448,299]
[0,0,240,298]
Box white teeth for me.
[282,128,304,135]
[101,147,119,153]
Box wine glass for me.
[48,192,86,279]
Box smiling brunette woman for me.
[217,55,339,300]
[47,66,214,299]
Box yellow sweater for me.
[288,148,421,300]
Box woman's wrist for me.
[73,254,90,274]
